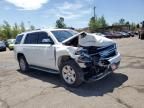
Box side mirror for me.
[42,39,54,44]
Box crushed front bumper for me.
[77,53,121,82]
[108,53,121,66]
[108,52,121,71]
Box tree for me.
[20,22,25,32]
[89,17,97,32]
[119,18,125,25]
[125,21,130,25]
[130,22,136,31]
[30,25,35,30]
[56,17,66,28]
[136,24,140,29]
[0,21,37,40]
[2,21,12,39]
[0,26,6,40]
[99,16,107,27]
[88,16,108,32]
[12,23,20,38]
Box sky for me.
[0,0,144,29]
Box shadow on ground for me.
[17,69,128,97]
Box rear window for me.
[24,33,38,44]
[15,35,23,44]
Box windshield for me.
[51,30,78,42]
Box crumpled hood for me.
[62,32,115,47]
[79,33,115,47]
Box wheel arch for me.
[17,53,25,61]
[57,55,73,68]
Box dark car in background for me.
[102,32,114,39]
[4,40,9,47]
[124,31,135,37]
[119,32,130,38]
[0,41,6,51]
[101,31,134,39]
[112,32,123,38]
[103,32,122,39]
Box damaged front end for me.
[75,44,120,82]
[63,32,121,82]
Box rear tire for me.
[59,60,84,87]
[18,56,29,73]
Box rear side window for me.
[24,33,38,44]
[15,35,23,44]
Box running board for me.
[29,65,59,74]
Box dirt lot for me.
[0,37,144,108]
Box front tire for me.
[18,56,29,72]
[59,60,84,87]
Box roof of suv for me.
[18,29,71,35]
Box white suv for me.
[14,29,121,87]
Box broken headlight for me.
[75,48,92,63]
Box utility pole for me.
[94,6,96,19]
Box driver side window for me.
[38,32,54,44]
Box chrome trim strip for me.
[108,53,121,64]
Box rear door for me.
[23,32,39,65]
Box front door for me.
[35,32,55,69]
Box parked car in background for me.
[102,32,114,39]
[3,40,8,47]
[134,31,139,35]
[0,41,6,51]
[94,33,106,37]
[124,31,134,37]
[119,32,130,38]
[129,31,135,37]
[102,31,135,38]
[7,39,16,50]
[112,32,123,38]
[102,32,122,39]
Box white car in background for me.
[93,33,106,37]
[7,39,16,50]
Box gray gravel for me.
[0,37,144,108]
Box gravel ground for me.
[0,37,144,108]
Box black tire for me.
[59,60,84,87]
[18,56,29,73]
[9,48,13,51]
[4,48,6,51]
